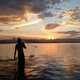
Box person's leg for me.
[18,58,25,80]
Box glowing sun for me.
[48,35,55,40]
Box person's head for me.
[17,38,22,43]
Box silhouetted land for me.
[0,38,80,43]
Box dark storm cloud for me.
[0,0,61,14]
[0,0,22,14]
[24,0,47,12]
[0,0,61,23]
[24,0,61,12]
[0,0,24,23]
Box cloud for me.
[24,0,47,13]
[56,31,80,37]
[64,6,80,22]
[45,23,60,30]
[71,7,80,21]
[38,12,53,19]
[0,0,61,23]
[0,0,22,14]
[63,0,70,3]
[0,0,61,13]
[0,0,24,23]
[24,0,61,12]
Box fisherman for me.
[14,38,26,80]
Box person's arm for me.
[23,42,26,48]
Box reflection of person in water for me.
[14,38,26,80]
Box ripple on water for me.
[24,43,80,80]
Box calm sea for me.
[0,43,80,80]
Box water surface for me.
[0,43,80,80]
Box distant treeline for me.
[0,38,80,43]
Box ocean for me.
[0,43,80,80]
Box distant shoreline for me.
[0,38,80,43]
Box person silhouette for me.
[14,38,26,80]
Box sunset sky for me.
[0,0,80,39]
